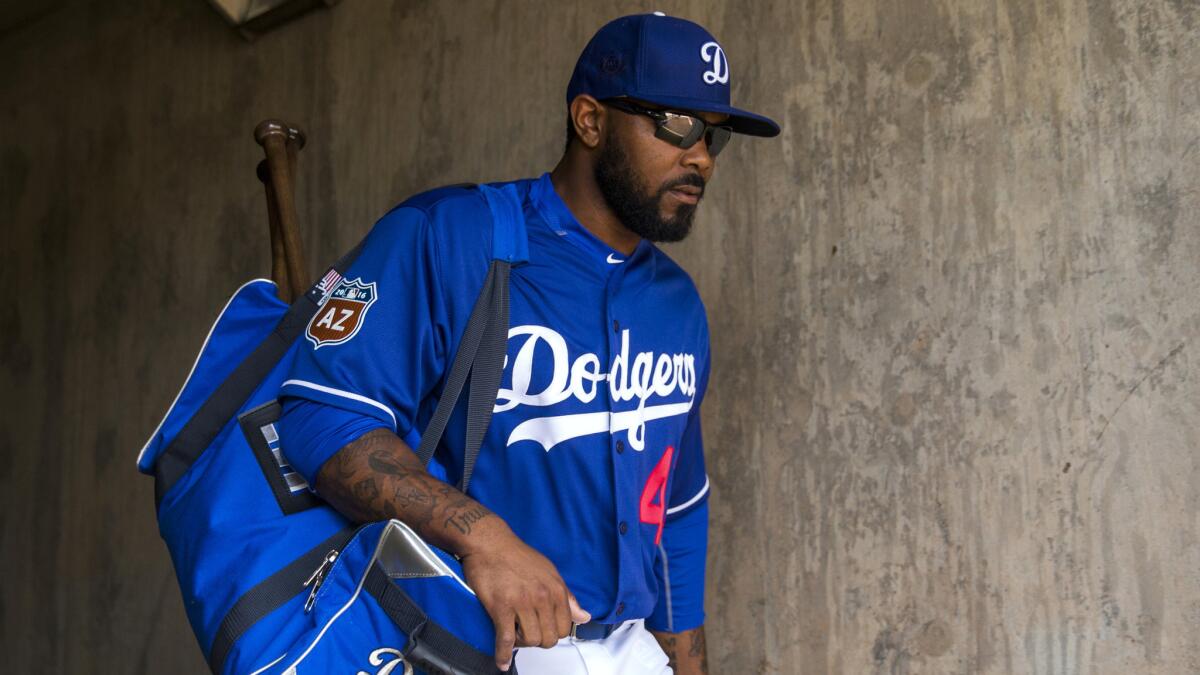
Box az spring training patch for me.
[306,278,377,349]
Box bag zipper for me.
[302,549,340,612]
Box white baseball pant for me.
[513,619,673,675]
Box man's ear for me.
[569,94,606,150]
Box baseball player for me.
[277,13,778,674]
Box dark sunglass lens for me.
[706,127,732,156]
[660,113,704,147]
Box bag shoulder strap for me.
[485,182,529,265]
[415,183,528,492]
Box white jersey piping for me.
[279,380,398,430]
[666,476,710,515]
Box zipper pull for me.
[302,549,339,613]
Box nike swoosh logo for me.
[606,254,624,264]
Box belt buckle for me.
[571,620,620,642]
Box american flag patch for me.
[315,268,343,298]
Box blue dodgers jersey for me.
[279,173,711,624]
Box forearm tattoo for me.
[653,626,708,674]
[660,635,679,670]
[445,505,491,535]
[316,429,495,550]
[689,627,709,672]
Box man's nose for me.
[680,136,715,177]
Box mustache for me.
[660,174,706,196]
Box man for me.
[277,12,778,674]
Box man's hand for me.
[460,532,590,670]
[651,625,709,675]
[314,428,587,671]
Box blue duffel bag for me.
[137,183,529,675]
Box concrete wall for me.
[2,1,1196,672]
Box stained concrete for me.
[1,1,1197,673]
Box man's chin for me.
[659,202,697,225]
[646,215,695,243]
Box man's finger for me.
[552,587,572,639]
[536,603,560,649]
[515,607,543,648]
[491,607,517,672]
[568,592,591,624]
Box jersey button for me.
[616,440,624,454]
[619,521,628,535]
[612,319,620,333]
[616,602,625,616]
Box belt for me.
[570,620,623,641]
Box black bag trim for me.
[154,241,364,507]
[239,400,324,515]
[207,525,359,674]
[363,563,509,675]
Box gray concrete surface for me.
[1,0,1197,673]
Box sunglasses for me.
[603,98,733,157]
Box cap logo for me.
[601,53,624,75]
[700,41,728,85]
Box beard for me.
[593,138,705,243]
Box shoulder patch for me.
[306,277,377,349]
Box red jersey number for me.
[639,446,675,545]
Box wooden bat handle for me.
[255,119,308,301]
[256,159,290,300]
[285,125,305,194]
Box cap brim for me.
[723,107,781,137]
[625,94,781,137]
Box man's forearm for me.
[317,428,589,669]
[652,625,708,674]
[315,428,508,556]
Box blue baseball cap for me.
[567,13,780,138]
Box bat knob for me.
[286,126,307,150]
[254,119,289,146]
